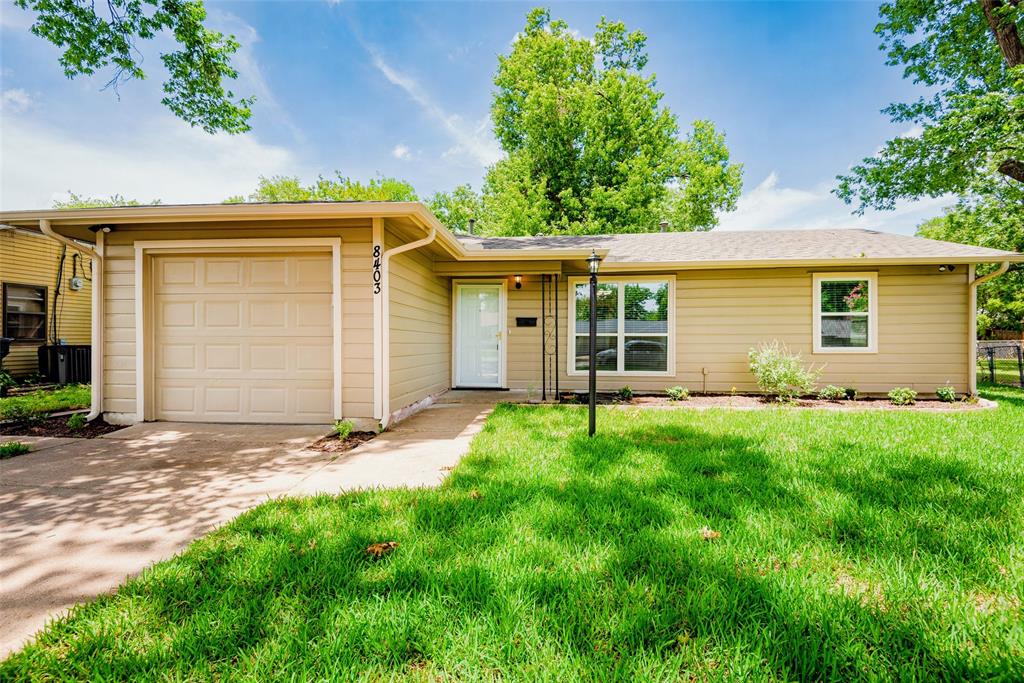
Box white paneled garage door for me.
[152,253,334,423]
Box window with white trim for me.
[571,278,673,374]
[812,273,878,353]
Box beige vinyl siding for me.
[504,265,969,396]
[387,230,451,414]
[0,230,92,377]
[100,222,375,419]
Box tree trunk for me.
[979,0,1024,68]
[998,158,1024,182]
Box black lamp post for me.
[587,250,602,437]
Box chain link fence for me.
[977,341,1024,387]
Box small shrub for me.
[67,413,87,431]
[888,387,917,406]
[936,385,957,403]
[0,370,15,389]
[665,386,689,401]
[817,385,846,401]
[845,387,859,401]
[0,441,30,459]
[617,386,633,401]
[1,403,39,425]
[332,420,354,439]
[748,341,821,402]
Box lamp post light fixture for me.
[587,250,602,437]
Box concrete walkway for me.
[0,390,505,657]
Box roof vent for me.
[467,218,476,235]
[659,220,669,233]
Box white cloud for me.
[391,143,411,160]
[207,11,304,143]
[0,4,33,31]
[1,88,33,112]
[1,113,304,210]
[368,48,502,167]
[715,172,952,235]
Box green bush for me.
[817,385,846,401]
[748,341,821,402]
[617,386,633,401]
[845,387,859,401]
[333,420,354,439]
[936,385,957,403]
[665,386,689,401]
[0,370,15,389]
[67,413,87,431]
[0,441,30,459]
[888,387,918,406]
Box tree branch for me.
[979,0,1024,68]
[997,158,1024,182]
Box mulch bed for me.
[554,392,991,412]
[309,431,378,454]
[0,416,127,438]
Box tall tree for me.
[917,184,1024,333]
[224,174,418,203]
[427,185,484,233]
[15,0,253,134]
[835,0,1024,210]
[481,8,742,236]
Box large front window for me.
[572,278,672,374]
[813,273,878,353]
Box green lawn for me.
[4,387,1024,681]
[0,384,91,420]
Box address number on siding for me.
[373,244,382,294]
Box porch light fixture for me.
[938,264,956,272]
[514,274,522,289]
[587,250,602,437]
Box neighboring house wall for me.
[99,222,374,420]
[504,265,969,396]
[0,229,92,377]
[387,228,451,414]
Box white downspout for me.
[378,223,437,430]
[968,261,1010,395]
[39,219,105,422]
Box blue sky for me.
[0,1,950,232]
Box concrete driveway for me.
[0,391,499,658]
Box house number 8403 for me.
[372,245,382,294]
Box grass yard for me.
[3,387,1024,681]
[978,358,1024,387]
[0,384,91,420]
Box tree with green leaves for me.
[15,0,253,134]
[917,184,1024,334]
[835,0,1023,210]
[53,193,159,209]
[480,8,742,236]
[224,174,418,204]
[427,185,484,233]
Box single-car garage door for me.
[152,253,334,423]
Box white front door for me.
[455,283,505,388]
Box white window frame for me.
[812,272,878,354]
[567,275,675,377]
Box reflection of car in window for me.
[596,339,666,362]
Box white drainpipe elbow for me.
[38,219,105,422]
[379,224,437,430]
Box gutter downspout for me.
[378,223,437,430]
[39,219,104,422]
[969,261,1010,395]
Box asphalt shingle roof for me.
[457,229,1021,264]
